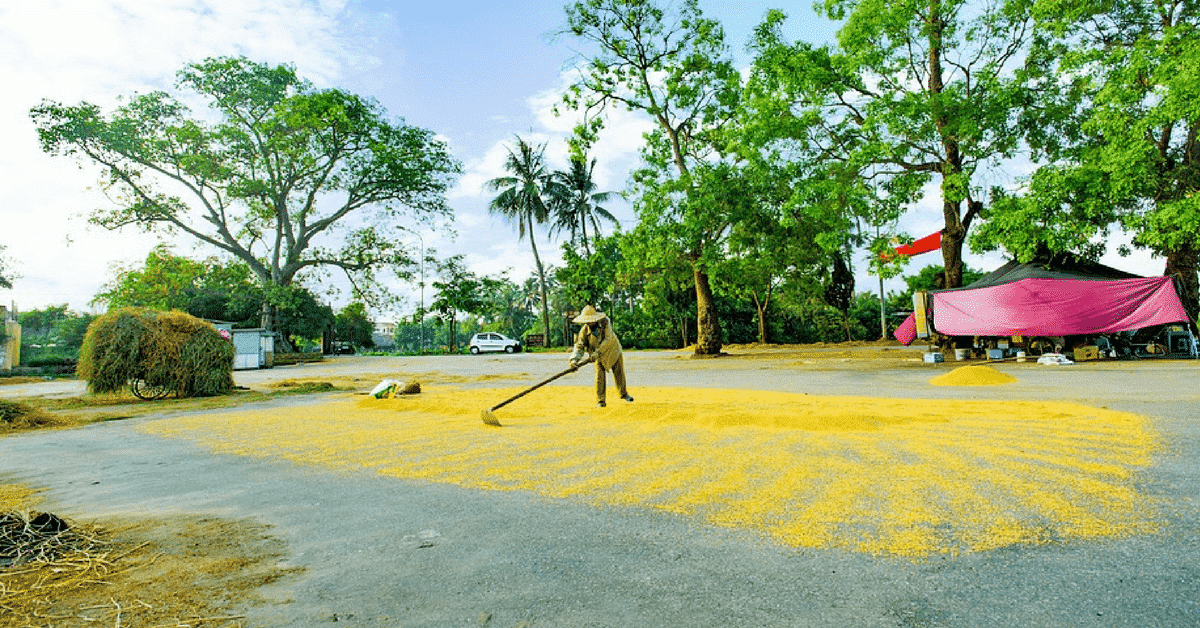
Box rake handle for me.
[489,360,589,412]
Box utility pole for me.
[417,232,425,355]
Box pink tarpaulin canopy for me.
[931,276,1188,337]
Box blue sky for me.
[0,1,1157,321]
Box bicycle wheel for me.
[131,379,172,400]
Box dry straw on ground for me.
[0,400,63,433]
[1,482,297,627]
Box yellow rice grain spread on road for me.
[929,365,1018,386]
[141,386,1158,558]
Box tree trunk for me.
[940,214,966,289]
[752,290,770,344]
[1165,244,1200,333]
[693,263,723,355]
[529,215,553,347]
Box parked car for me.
[468,332,522,354]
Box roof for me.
[940,251,1142,293]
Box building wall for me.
[2,320,20,370]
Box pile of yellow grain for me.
[929,365,1017,386]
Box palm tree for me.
[486,137,562,347]
[551,156,618,257]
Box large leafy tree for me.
[551,154,618,256]
[31,56,461,331]
[562,0,743,355]
[973,0,1200,324]
[557,234,626,317]
[749,2,1031,289]
[485,137,562,346]
[334,302,376,349]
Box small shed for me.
[209,321,274,370]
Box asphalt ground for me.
[2,346,1198,627]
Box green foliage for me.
[31,56,460,328]
[273,287,335,349]
[18,305,98,365]
[747,3,1032,288]
[550,154,618,256]
[334,302,375,349]
[978,0,1200,320]
[429,256,500,353]
[562,0,742,354]
[95,245,261,327]
[557,235,626,317]
[886,264,985,313]
[78,308,234,397]
[477,274,537,340]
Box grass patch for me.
[2,384,351,437]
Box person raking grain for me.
[569,305,634,408]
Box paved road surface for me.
[2,349,1198,627]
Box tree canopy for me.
[747,1,1031,289]
[971,0,1200,323]
[563,0,744,355]
[32,56,461,331]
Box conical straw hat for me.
[572,305,607,324]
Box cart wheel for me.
[131,379,172,400]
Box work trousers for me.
[595,354,629,404]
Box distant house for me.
[373,321,396,350]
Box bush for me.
[78,308,234,398]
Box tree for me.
[722,209,825,344]
[562,0,743,355]
[485,137,561,346]
[749,3,1031,289]
[823,251,856,342]
[95,245,261,327]
[480,274,537,340]
[887,264,984,313]
[557,235,625,317]
[334,302,375,349]
[0,244,13,290]
[972,0,1200,324]
[94,245,333,350]
[429,255,494,353]
[551,154,618,256]
[17,305,98,364]
[273,288,335,351]
[31,56,461,332]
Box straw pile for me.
[0,399,61,432]
[78,308,235,398]
[0,510,126,623]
